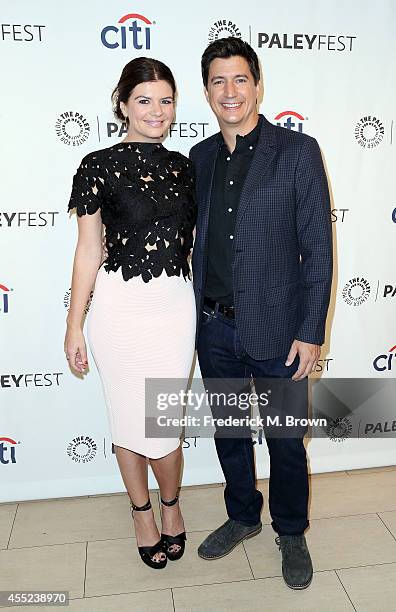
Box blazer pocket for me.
[263,281,300,307]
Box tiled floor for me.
[1,466,396,611]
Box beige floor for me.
[1,466,396,611]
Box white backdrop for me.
[1,0,395,503]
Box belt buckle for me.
[223,304,234,318]
[203,301,215,316]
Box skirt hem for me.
[112,439,182,459]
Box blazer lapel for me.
[236,116,277,227]
[198,137,221,251]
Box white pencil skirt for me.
[86,264,196,459]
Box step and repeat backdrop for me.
[1,1,395,502]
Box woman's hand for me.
[64,325,88,374]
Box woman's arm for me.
[64,209,103,373]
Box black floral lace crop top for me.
[67,142,197,283]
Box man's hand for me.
[286,340,320,381]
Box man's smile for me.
[221,102,243,110]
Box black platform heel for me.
[130,498,167,569]
[160,495,187,561]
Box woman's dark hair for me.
[201,37,260,87]
[112,57,176,124]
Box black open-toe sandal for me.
[130,498,167,569]
[160,495,187,561]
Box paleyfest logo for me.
[331,208,349,223]
[382,284,396,299]
[342,277,371,306]
[0,282,12,314]
[275,110,306,132]
[0,23,46,43]
[0,211,59,228]
[55,112,90,147]
[354,116,384,148]
[105,118,210,141]
[101,13,154,49]
[257,31,356,52]
[208,19,241,43]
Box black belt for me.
[203,297,235,319]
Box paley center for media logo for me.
[55,111,90,147]
[0,437,19,464]
[342,277,371,307]
[101,13,155,50]
[208,19,242,43]
[342,277,396,306]
[326,417,353,443]
[355,116,384,148]
[67,435,97,463]
[0,283,12,314]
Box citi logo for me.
[274,111,305,132]
[101,13,154,50]
[0,437,18,464]
[0,283,12,314]
[373,345,396,372]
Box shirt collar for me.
[218,114,263,154]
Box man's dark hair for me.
[201,37,260,88]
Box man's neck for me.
[220,113,260,153]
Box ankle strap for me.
[161,495,179,507]
[130,498,151,512]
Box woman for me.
[64,57,197,569]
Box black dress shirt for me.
[205,115,263,306]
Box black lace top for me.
[67,142,196,283]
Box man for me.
[189,38,332,590]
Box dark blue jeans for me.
[197,304,309,536]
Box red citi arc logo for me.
[0,437,18,464]
[274,111,306,132]
[0,283,12,314]
[101,13,154,49]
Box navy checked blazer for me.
[189,115,333,361]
